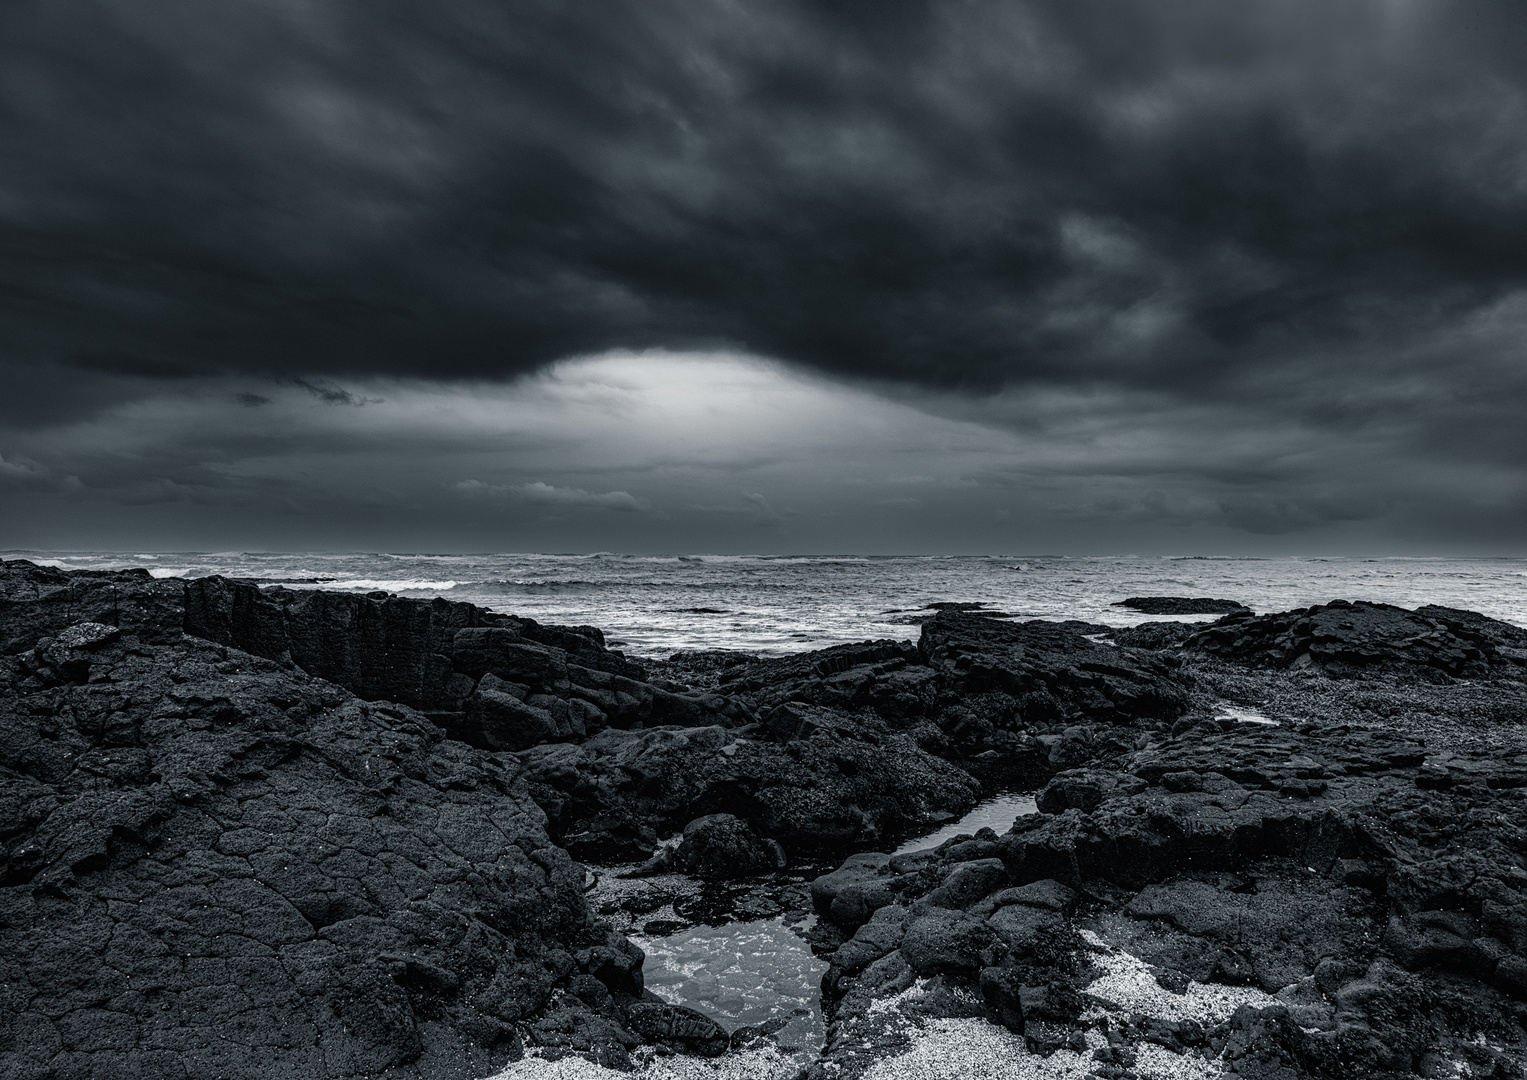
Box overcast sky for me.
[4,0,1527,554]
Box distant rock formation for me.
[1113,596,1251,615]
[1184,599,1527,678]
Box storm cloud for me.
[3,0,1527,549]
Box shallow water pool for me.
[632,916,826,1058]
[892,791,1039,855]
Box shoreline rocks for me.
[6,558,1526,1078]
[804,660,1527,1078]
[0,561,724,1079]
[1183,599,1527,679]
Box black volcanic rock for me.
[1110,621,1200,650]
[0,560,714,1079]
[516,716,979,857]
[1113,596,1251,615]
[182,575,746,741]
[1184,599,1527,678]
[809,715,1527,1078]
[672,813,787,880]
[919,612,1191,725]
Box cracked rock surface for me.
[0,561,714,1079]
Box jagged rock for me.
[1113,597,1250,615]
[520,720,977,856]
[0,561,718,1080]
[809,693,1527,1077]
[182,575,733,735]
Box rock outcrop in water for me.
[1113,596,1251,616]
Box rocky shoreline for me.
[2,561,1525,1078]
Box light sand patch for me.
[858,1018,1223,1080]
[1078,929,1282,1026]
[494,1045,800,1080]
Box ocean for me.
[11,551,1527,658]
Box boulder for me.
[923,858,1007,910]
[900,910,1001,975]
[624,1001,729,1057]
[812,852,893,923]
[464,673,561,750]
[672,814,786,879]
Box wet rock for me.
[672,813,786,879]
[624,1001,729,1057]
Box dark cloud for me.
[4,1,1527,548]
[5,1,1527,396]
[285,377,374,405]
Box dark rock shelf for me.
[4,558,1525,1078]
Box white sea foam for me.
[266,578,460,592]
